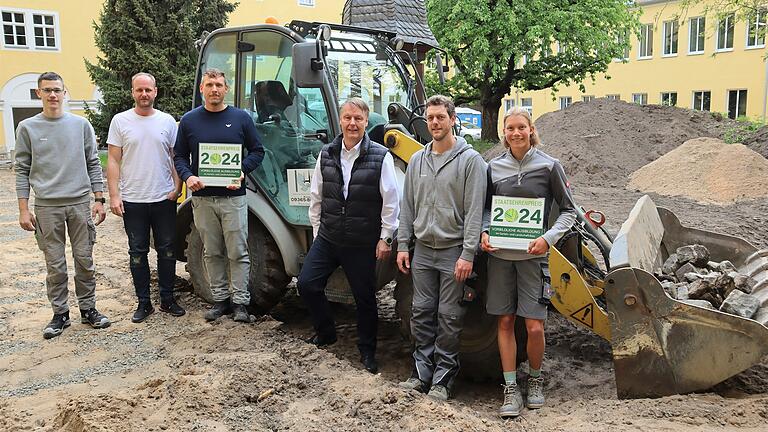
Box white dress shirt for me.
[308,138,400,240]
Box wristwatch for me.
[381,237,393,246]
[95,197,106,204]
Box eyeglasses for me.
[39,88,65,95]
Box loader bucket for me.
[605,195,768,398]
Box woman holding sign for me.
[480,107,576,418]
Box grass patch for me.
[724,117,763,144]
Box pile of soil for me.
[627,138,768,204]
[484,99,767,187]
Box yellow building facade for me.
[505,0,767,124]
[0,0,345,153]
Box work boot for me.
[205,300,232,321]
[305,333,337,347]
[132,302,154,323]
[499,382,524,418]
[160,300,186,317]
[232,303,250,323]
[43,312,71,339]
[360,352,378,374]
[427,384,449,401]
[398,377,427,393]
[80,308,111,329]
[526,376,545,409]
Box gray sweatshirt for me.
[397,137,487,262]
[482,146,576,261]
[15,112,103,206]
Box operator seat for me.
[255,80,293,124]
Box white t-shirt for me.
[106,109,178,202]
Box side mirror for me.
[292,42,325,88]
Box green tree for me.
[426,0,640,140]
[85,0,237,141]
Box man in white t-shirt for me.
[106,72,184,323]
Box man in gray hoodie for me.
[396,95,487,400]
[16,72,111,339]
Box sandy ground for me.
[1,152,768,428]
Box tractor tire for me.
[184,215,291,314]
[392,253,528,381]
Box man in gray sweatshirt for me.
[396,95,487,400]
[15,72,111,339]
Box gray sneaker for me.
[499,382,524,418]
[526,376,545,409]
[427,384,449,401]
[398,377,426,392]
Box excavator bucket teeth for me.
[605,195,768,398]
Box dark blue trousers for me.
[297,236,378,356]
[122,200,176,304]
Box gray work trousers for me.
[410,242,467,389]
[191,195,250,305]
[34,202,97,314]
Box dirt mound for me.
[627,138,768,204]
[483,99,765,188]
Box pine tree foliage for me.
[85,0,237,140]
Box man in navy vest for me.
[297,98,399,374]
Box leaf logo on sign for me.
[504,208,518,222]
[210,153,222,164]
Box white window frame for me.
[298,0,315,7]
[632,93,648,105]
[582,95,595,102]
[504,99,515,112]
[559,96,572,110]
[0,8,60,51]
[688,16,706,54]
[716,13,735,52]
[605,94,620,101]
[613,30,630,61]
[662,20,679,56]
[638,24,653,59]
[520,97,533,116]
[660,92,677,106]
[727,89,748,119]
[692,90,711,111]
[746,8,767,49]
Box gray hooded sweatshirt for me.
[397,137,487,262]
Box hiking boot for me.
[398,377,427,393]
[131,302,154,323]
[427,384,449,401]
[160,300,186,317]
[205,300,232,321]
[499,382,524,418]
[232,303,250,323]
[43,312,71,339]
[526,376,545,409]
[305,333,337,347]
[360,353,378,374]
[80,308,111,329]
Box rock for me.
[687,279,713,300]
[662,254,680,275]
[719,290,761,319]
[676,244,710,267]
[673,284,689,300]
[706,261,719,271]
[675,263,699,282]
[730,272,756,294]
[682,299,716,310]
[753,308,768,326]
[684,272,703,282]
[717,260,737,273]
[713,273,736,297]
[661,281,676,296]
